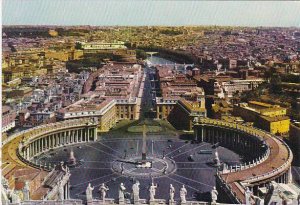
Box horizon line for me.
[3,24,300,29]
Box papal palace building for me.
[57,63,145,132]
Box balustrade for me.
[7,119,98,170]
[195,118,293,204]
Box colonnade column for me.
[51,135,54,148]
[86,129,89,142]
[34,141,37,155]
[51,134,54,147]
[60,133,63,145]
[64,183,68,199]
[68,131,70,143]
[45,136,48,150]
[40,139,42,153]
[80,130,83,142]
[64,183,67,199]
[57,133,60,146]
[50,135,52,148]
[79,130,81,142]
[64,132,66,144]
[37,139,39,154]
[25,147,28,160]
[55,134,57,147]
[287,167,292,183]
[198,127,203,142]
[29,144,32,158]
[75,130,78,143]
[48,135,50,148]
[68,131,71,144]
[73,130,76,143]
[31,143,34,158]
[93,128,97,141]
[41,138,44,151]
[64,131,69,144]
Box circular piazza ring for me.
[111,154,177,179]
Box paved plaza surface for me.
[36,135,241,202]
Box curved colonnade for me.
[2,118,98,174]
[18,118,98,170]
[194,118,293,204]
[2,117,294,204]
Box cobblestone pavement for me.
[37,137,241,202]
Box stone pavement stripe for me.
[72,173,116,188]
[166,176,199,192]
[96,141,123,155]
[173,173,214,188]
[84,144,121,159]
[172,144,206,158]
[165,142,190,156]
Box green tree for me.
[75,42,82,49]
[136,49,147,60]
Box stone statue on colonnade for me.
[149,182,157,201]
[211,186,218,204]
[119,183,126,203]
[169,184,175,203]
[132,181,140,203]
[86,183,94,202]
[57,180,64,201]
[23,181,30,201]
[99,183,109,202]
[245,187,252,205]
[180,185,187,203]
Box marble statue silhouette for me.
[99,183,109,201]
[132,181,140,203]
[245,187,252,205]
[211,186,218,203]
[169,184,175,202]
[149,183,158,201]
[23,181,30,201]
[180,185,187,203]
[57,180,64,201]
[119,183,126,202]
[86,183,94,202]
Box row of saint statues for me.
[86,181,219,204]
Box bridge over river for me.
[146,55,194,70]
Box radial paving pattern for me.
[112,155,177,178]
[35,136,241,202]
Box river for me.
[147,56,176,65]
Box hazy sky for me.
[3,0,300,27]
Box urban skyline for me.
[3,0,300,27]
[2,1,300,205]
